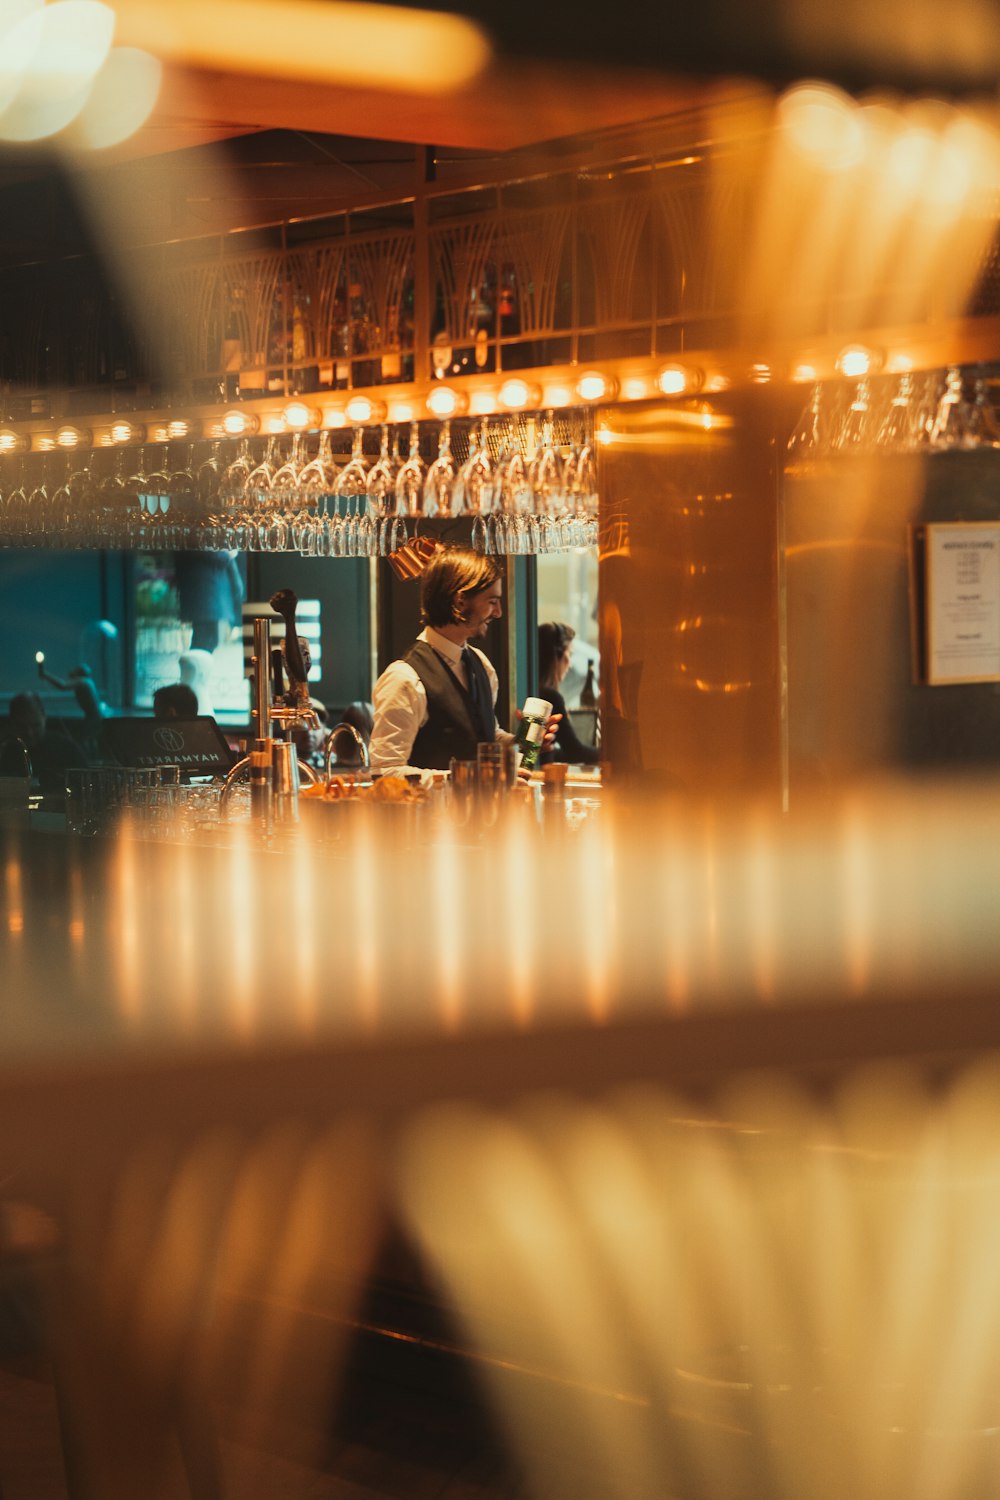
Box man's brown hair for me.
[419,548,502,628]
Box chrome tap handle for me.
[268,588,310,703]
[324,721,370,778]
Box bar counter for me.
[3,777,1000,1500]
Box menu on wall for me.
[926,522,1000,684]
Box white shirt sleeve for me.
[370,660,428,773]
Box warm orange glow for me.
[425,385,465,418]
[222,409,258,437]
[836,344,877,378]
[56,424,90,449]
[110,418,145,445]
[576,372,617,403]
[0,0,115,143]
[282,401,321,431]
[656,364,701,398]
[779,81,865,171]
[344,394,385,424]
[61,43,162,151]
[112,0,491,94]
[498,378,539,411]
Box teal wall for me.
[0,549,373,721]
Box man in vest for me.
[370,548,514,774]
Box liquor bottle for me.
[514,696,552,771]
[580,660,597,709]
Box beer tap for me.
[220,589,319,815]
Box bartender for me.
[370,548,516,774]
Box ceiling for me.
[0,58,719,267]
[0,0,997,273]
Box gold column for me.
[597,393,784,802]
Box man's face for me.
[461,578,503,638]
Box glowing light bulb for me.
[498,378,540,410]
[426,385,465,418]
[344,394,386,424]
[221,409,258,437]
[656,364,694,397]
[576,371,616,402]
[282,400,320,431]
[837,345,877,379]
[109,419,145,445]
[55,424,90,449]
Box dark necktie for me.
[462,648,488,731]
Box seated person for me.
[1,691,87,790]
[153,682,200,720]
[537,622,600,767]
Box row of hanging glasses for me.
[787,366,1000,466]
[0,411,598,555]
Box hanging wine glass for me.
[456,416,496,553]
[494,421,533,554]
[392,422,425,553]
[138,443,173,548]
[26,469,51,547]
[53,453,90,548]
[786,383,831,467]
[333,426,369,557]
[243,436,278,551]
[911,369,944,450]
[65,451,98,550]
[40,454,74,548]
[564,420,598,547]
[297,430,339,556]
[366,425,399,555]
[964,375,1000,448]
[195,441,225,548]
[268,433,308,551]
[197,440,223,504]
[220,436,253,504]
[5,461,29,542]
[529,410,564,552]
[831,378,875,454]
[163,443,197,549]
[874,373,917,453]
[272,432,304,491]
[929,366,976,451]
[122,446,150,548]
[423,419,456,519]
[97,449,129,549]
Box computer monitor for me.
[102,717,239,777]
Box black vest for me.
[406,640,496,770]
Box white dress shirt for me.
[370,625,508,774]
